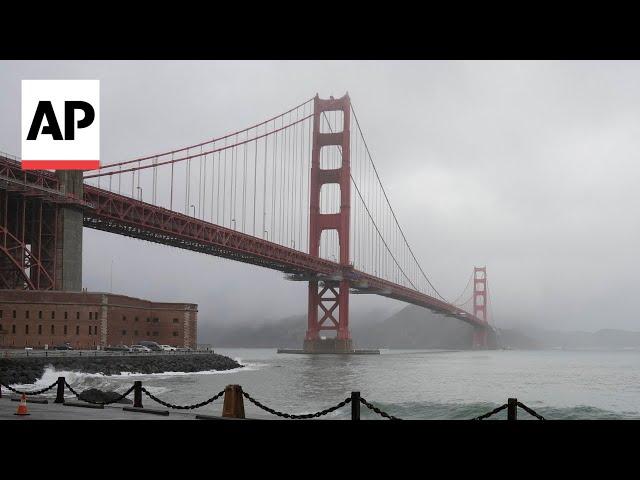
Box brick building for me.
[0,290,197,349]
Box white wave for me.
[9,367,170,396]
[9,361,266,391]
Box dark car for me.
[53,343,73,350]
[105,344,130,352]
[138,340,162,352]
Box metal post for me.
[351,392,360,420]
[133,381,143,408]
[54,376,65,403]
[507,398,517,421]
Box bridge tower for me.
[304,93,352,353]
[0,162,83,291]
[472,266,488,348]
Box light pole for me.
[190,204,195,217]
[110,259,114,293]
[231,218,236,230]
[264,230,269,241]
[137,186,142,201]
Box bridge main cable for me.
[85,112,313,179]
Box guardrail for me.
[0,377,545,420]
[0,350,214,358]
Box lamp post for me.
[136,186,142,201]
[264,230,269,241]
[190,204,195,217]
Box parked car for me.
[130,345,151,353]
[159,345,176,352]
[105,344,130,352]
[54,343,73,350]
[24,347,33,351]
[138,340,162,352]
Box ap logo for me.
[21,80,100,170]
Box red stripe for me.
[22,160,100,171]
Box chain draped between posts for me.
[471,403,509,420]
[242,390,352,419]
[517,401,546,420]
[141,387,225,410]
[0,378,546,420]
[0,380,58,396]
[64,380,136,406]
[471,401,546,420]
[359,397,402,420]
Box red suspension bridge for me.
[0,93,495,351]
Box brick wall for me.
[0,290,197,349]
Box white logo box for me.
[21,79,100,170]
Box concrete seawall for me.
[0,353,242,384]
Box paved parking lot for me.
[0,396,207,420]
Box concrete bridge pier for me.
[54,171,83,292]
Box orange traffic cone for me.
[14,394,29,416]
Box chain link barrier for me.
[64,380,136,405]
[141,387,225,410]
[471,403,509,420]
[2,376,546,420]
[0,380,59,396]
[242,391,351,419]
[517,401,546,420]
[359,397,402,420]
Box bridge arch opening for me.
[319,183,341,214]
[319,145,342,170]
[318,229,341,263]
[319,109,344,134]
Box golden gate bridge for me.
[0,93,495,351]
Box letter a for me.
[26,101,63,140]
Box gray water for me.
[20,349,640,419]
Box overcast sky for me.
[1,60,639,332]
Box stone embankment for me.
[0,353,242,384]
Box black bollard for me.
[55,377,65,403]
[507,398,518,421]
[351,392,360,420]
[133,381,143,408]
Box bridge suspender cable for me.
[319,111,420,293]
[349,102,453,303]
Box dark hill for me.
[201,305,536,349]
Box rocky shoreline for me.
[0,353,243,384]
